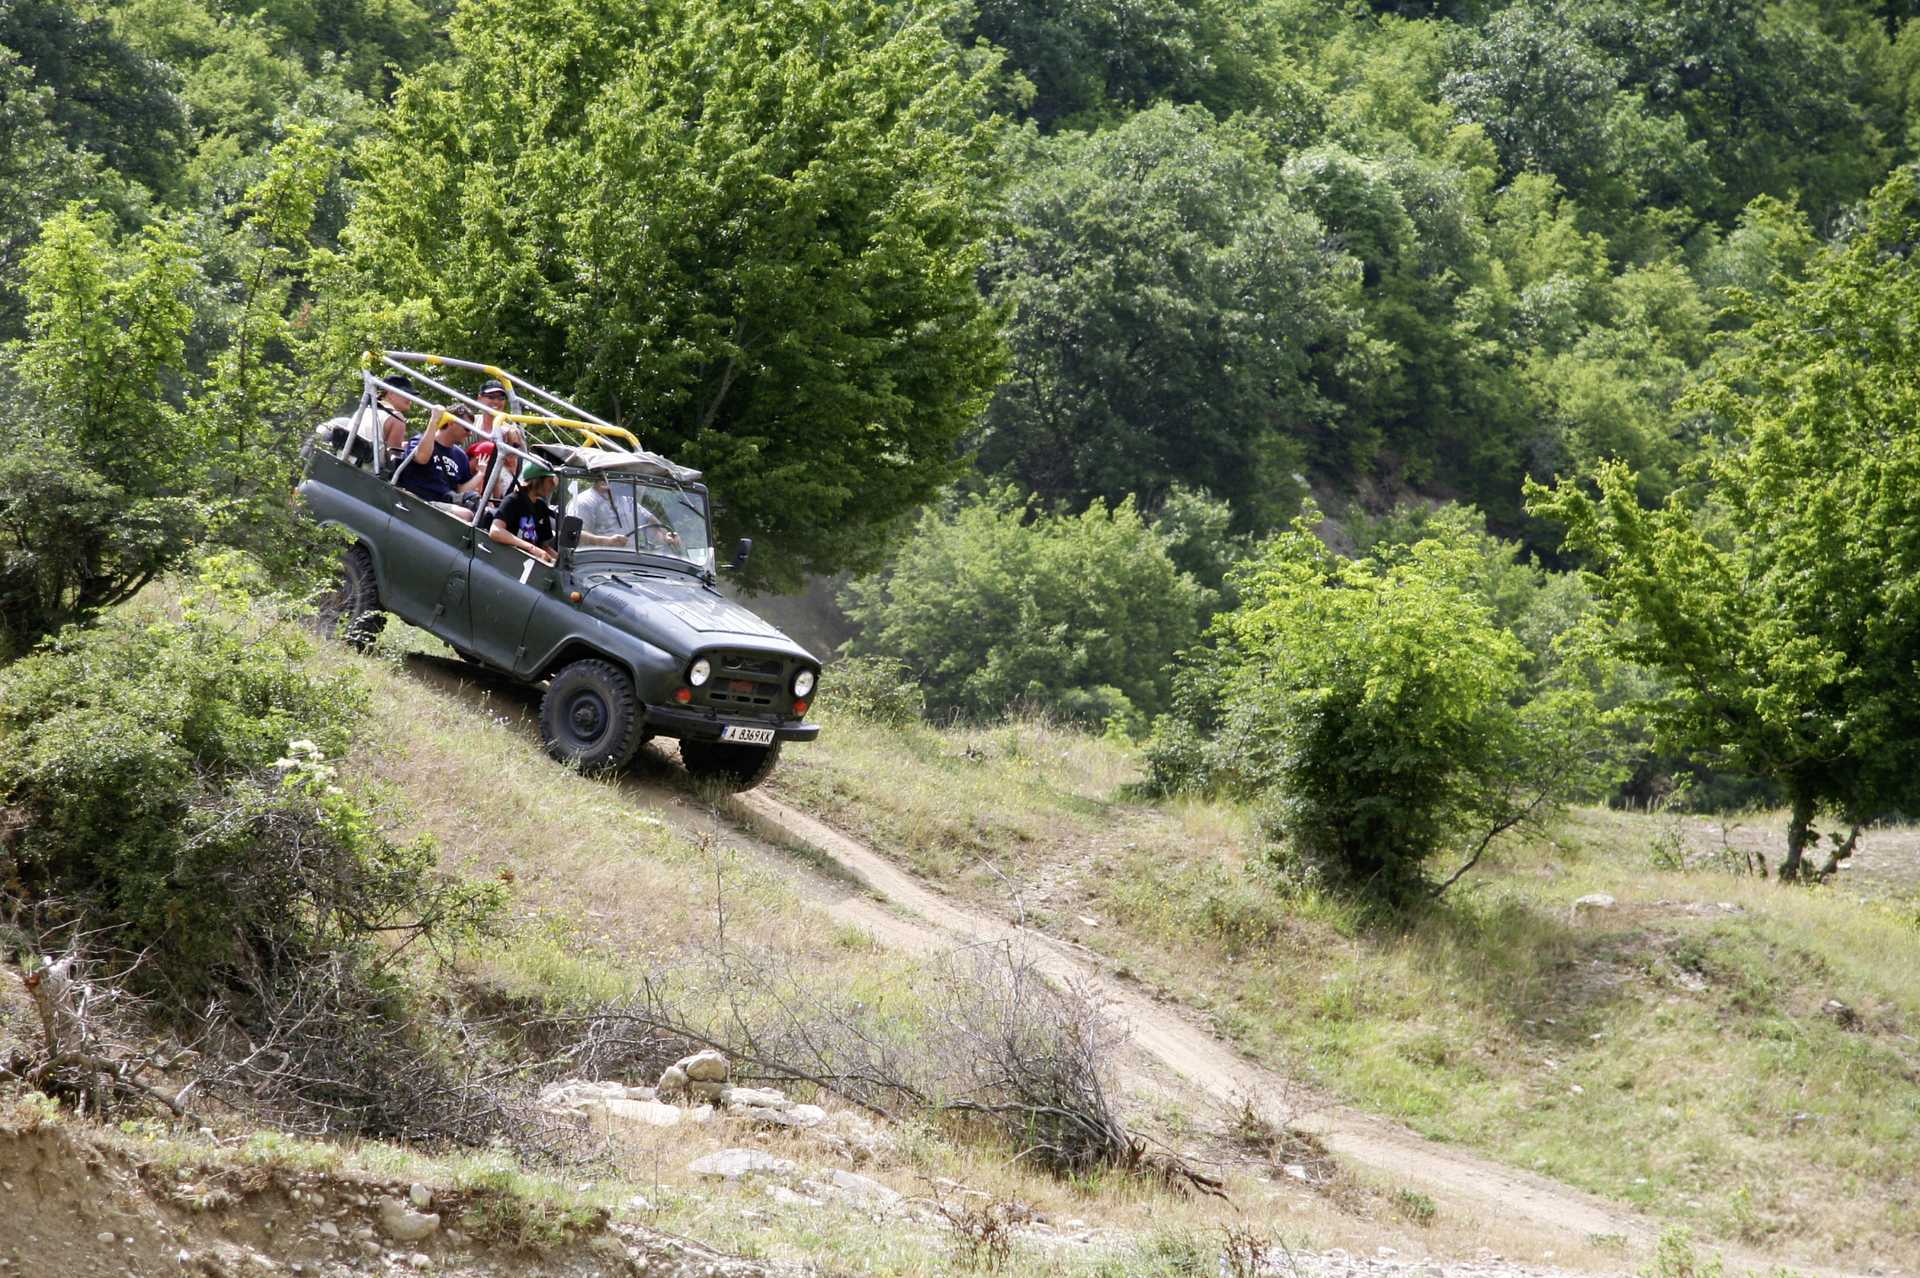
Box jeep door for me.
[383,489,474,651]
[467,537,552,671]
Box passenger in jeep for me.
[567,475,661,549]
[396,408,476,520]
[465,424,525,515]
[489,461,560,566]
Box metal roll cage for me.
[335,350,698,506]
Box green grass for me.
[771,710,1920,1268]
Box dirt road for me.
[404,655,1859,1277]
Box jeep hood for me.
[580,569,814,660]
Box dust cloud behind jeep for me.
[300,352,820,789]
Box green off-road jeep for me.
[300,352,820,789]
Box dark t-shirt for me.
[493,487,555,551]
[396,434,472,503]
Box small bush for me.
[0,566,510,1142]
[0,571,497,991]
[842,486,1208,725]
[1147,509,1620,903]
[823,655,927,727]
[1392,1186,1438,1225]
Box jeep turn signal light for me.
[673,687,692,704]
[568,590,582,603]
[792,699,809,716]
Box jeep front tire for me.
[680,739,781,791]
[540,659,644,771]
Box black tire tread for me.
[540,658,645,771]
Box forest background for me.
[4,0,1920,888]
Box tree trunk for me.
[1780,794,1815,882]
[1818,824,1860,879]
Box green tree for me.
[1527,170,1920,880]
[0,0,191,194]
[0,48,106,337]
[350,0,1008,587]
[976,104,1356,529]
[842,486,1207,727]
[0,204,203,658]
[1148,508,1619,903]
[969,0,1278,127]
[1575,0,1886,225]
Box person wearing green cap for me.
[488,460,561,566]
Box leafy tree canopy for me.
[1147,505,1620,903]
[974,104,1357,531]
[349,0,1009,586]
[1528,169,1920,879]
[0,0,191,194]
[842,485,1208,728]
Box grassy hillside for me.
[769,711,1920,1269]
[291,624,1430,1275]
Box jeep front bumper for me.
[643,703,820,743]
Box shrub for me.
[0,562,500,994]
[842,486,1208,725]
[1147,509,1620,902]
[823,655,927,727]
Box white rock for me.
[601,1098,684,1128]
[745,1104,828,1130]
[540,1079,627,1109]
[680,1050,731,1083]
[1282,1164,1310,1182]
[315,1222,340,1240]
[377,1200,441,1243]
[767,1185,824,1209]
[723,1086,791,1109]
[655,1065,689,1094]
[622,1085,657,1101]
[824,1169,902,1208]
[408,1183,433,1211]
[408,1253,432,1270]
[96,1233,116,1245]
[1570,892,1617,920]
[688,1104,714,1123]
[687,1149,797,1180]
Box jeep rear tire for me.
[540,659,644,771]
[317,544,386,652]
[680,739,781,791]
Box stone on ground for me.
[688,1149,798,1181]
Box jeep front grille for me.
[693,650,791,716]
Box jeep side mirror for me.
[727,538,752,572]
[559,515,583,550]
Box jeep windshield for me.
[560,472,714,574]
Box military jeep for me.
[300,352,820,789]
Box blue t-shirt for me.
[396,434,472,504]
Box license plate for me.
[719,725,775,745]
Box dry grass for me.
[773,711,1920,1271]
[288,633,1309,1275]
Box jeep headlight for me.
[689,657,712,687]
[793,668,816,699]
